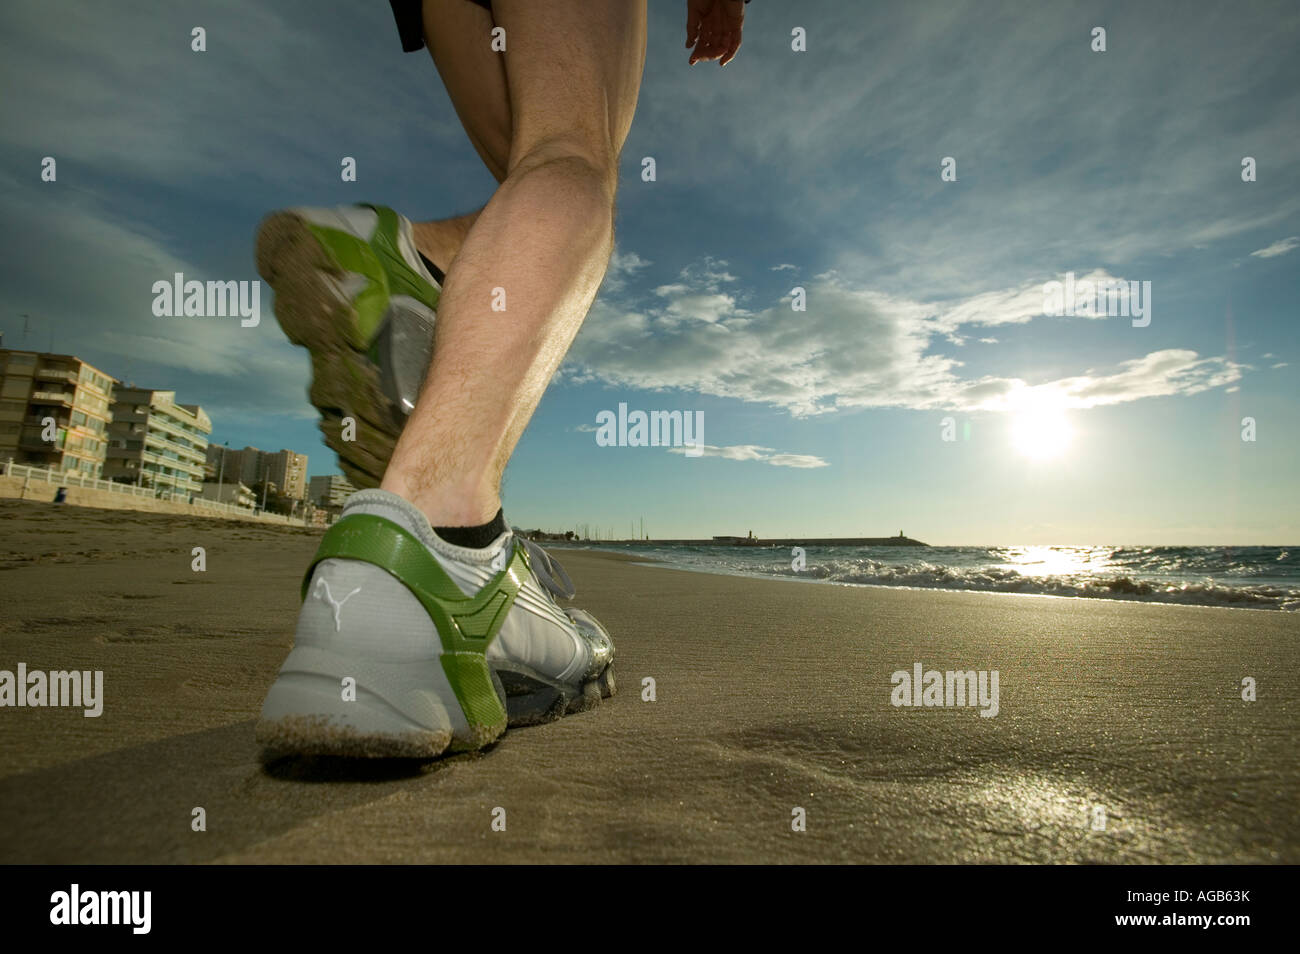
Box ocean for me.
[556,543,1300,612]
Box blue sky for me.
[1,0,1296,544]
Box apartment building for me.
[205,443,259,487]
[205,445,309,499]
[199,480,256,509]
[227,446,263,488]
[308,473,356,509]
[0,350,115,476]
[103,387,211,498]
[262,448,308,500]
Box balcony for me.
[30,390,74,406]
[34,368,78,384]
[34,369,78,384]
[146,412,209,446]
[23,413,68,428]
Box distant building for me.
[222,446,263,488]
[207,445,309,499]
[308,473,356,508]
[262,449,309,500]
[200,480,255,509]
[204,443,229,482]
[103,387,211,498]
[0,350,115,476]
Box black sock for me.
[435,509,507,549]
[417,251,445,285]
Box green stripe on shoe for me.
[303,223,390,347]
[363,204,443,308]
[302,513,524,741]
[302,205,441,349]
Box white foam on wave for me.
[764,558,1300,610]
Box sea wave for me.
[562,542,1300,611]
[764,558,1300,611]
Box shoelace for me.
[514,533,577,601]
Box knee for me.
[506,136,620,206]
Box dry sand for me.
[1,499,1296,863]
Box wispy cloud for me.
[0,0,447,189]
[0,172,312,418]
[601,248,653,293]
[1250,236,1300,259]
[636,0,1300,300]
[666,444,829,468]
[568,264,1242,417]
[766,452,831,469]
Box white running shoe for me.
[256,489,615,758]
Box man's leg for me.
[256,0,643,757]
[407,0,509,278]
[381,0,648,527]
[411,209,481,278]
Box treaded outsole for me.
[256,664,616,759]
[255,713,455,760]
[498,662,617,727]
[255,663,510,760]
[254,211,404,489]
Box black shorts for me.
[389,0,493,53]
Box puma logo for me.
[313,577,361,632]
[490,547,507,572]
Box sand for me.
[0,498,1296,864]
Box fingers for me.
[719,30,741,66]
[693,32,720,65]
[718,33,734,65]
[719,0,744,64]
[689,28,719,65]
[685,3,701,49]
[689,11,717,64]
[690,17,721,63]
[700,27,736,66]
[689,1,743,66]
[720,0,744,64]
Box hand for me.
[686,0,745,67]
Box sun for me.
[1009,406,1074,460]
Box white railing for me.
[1,459,309,525]
[4,459,156,498]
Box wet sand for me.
[1,499,1296,863]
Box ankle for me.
[409,223,457,273]
[432,508,508,549]
[379,471,501,529]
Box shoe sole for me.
[254,211,404,489]
[496,661,617,726]
[255,645,509,758]
[256,647,616,759]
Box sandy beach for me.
[0,499,1296,864]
